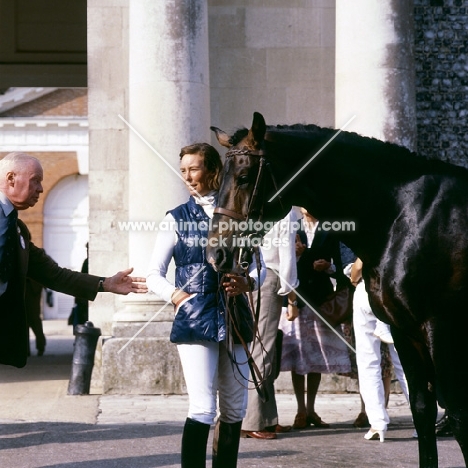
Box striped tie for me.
[0,210,18,282]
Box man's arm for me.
[27,243,147,299]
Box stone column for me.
[128,0,211,275]
[335,1,416,151]
[101,0,211,394]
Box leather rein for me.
[214,146,283,401]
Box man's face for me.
[8,160,44,210]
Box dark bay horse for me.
[206,112,468,468]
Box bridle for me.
[214,146,284,402]
[214,147,268,223]
[213,146,283,269]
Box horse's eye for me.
[237,175,249,186]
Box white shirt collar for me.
[303,217,319,248]
[0,191,14,218]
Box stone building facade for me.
[0,88,87,244]
[0,88,89,318]
[87,0,344,395]
[1,1,468,395]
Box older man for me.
[0,152,147,368]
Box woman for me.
[351,257,410,442]
[147,143,265,468]
[279,209,351,430]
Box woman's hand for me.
[313,259,331,272]
[222,274,250,297]
[171,288,191,307]
[285,304,299,321]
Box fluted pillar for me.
[336,0,416,151]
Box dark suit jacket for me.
[296,228,345,308]
[0,219,99,368]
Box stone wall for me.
[208,0,336,131]
[414,0,468,167]
[87,0,130,338]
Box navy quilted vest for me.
[168,197,252,344]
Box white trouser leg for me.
[177,341,249,425]
[353,283,390,431]
[177,342,219,425]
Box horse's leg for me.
[433,315,468,466]
[447,409,468,466]
[391,327,438,468]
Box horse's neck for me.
[278,150,398,264]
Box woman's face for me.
[180,152,213,197]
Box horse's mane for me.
[229,127,249,146]
[229,124,468,181]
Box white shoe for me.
[412,429,418,438]
[373,321,394,344]
[364,428,386,442]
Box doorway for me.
[42,174,88,319]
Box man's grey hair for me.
[0,152,40,176]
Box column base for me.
[99,295,186,394]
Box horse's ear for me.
[210,126,232,148]
[249,112,266,148]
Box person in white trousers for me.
[351,258,410,442]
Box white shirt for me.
[260,208,299,296]
[303,216,319,248]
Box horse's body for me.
[206,112,468,468]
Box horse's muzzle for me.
[207,247,235,273]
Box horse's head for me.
[206,112,287,273]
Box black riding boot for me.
[212,420,242,468]
[181,417,210,468]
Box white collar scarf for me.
[194,191,217,218]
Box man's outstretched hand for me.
[103,268,148,295]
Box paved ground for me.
[0,320,465,467]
